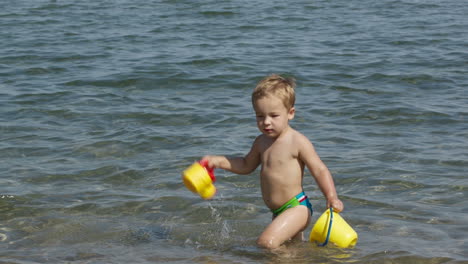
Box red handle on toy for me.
[199,160,216,182]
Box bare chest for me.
[260,140,298,168]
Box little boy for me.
[202,74,343,249]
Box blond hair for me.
[252,74,296,109]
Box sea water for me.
[1,0,467,263]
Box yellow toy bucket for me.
[182,161,216,199]
[310,208,358,248]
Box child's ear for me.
[288,107,295,120]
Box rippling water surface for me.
[1,0,467,263]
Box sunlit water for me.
[1,0,467,263]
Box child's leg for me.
[257,205,311,249]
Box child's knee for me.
[256,235,281,249]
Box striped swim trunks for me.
[271,191,313,217]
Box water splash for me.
[0,227,11,242]
[208,203,233,246]
[179,202,236,250]
[209,203,222,223]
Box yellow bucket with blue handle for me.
[310,208,358,248]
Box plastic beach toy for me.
[310,208,358,248]
[182,160,216,199]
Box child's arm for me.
[202,137,261,175]
[298,135,344,212]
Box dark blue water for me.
[1,0,467,263]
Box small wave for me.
[329,85,391,96]
[23,67,66,75]
[63,78,139,88]
[180,57,235,66]
[29,3,74,11]
[199,11,236,17]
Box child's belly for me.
[260,174,304,210]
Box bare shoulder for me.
[291,129,313,145]
[291,129,317,155]
[251,134,267,151]
[253,134,267,145]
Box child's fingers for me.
[328,199,344,212]
[200,156,215,169]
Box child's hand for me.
[327,198,344,212]
[201,155,223,170]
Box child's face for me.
[253,95,295,138]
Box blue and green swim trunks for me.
[272,191,313,217]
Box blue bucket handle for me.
[317,207,333,247]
